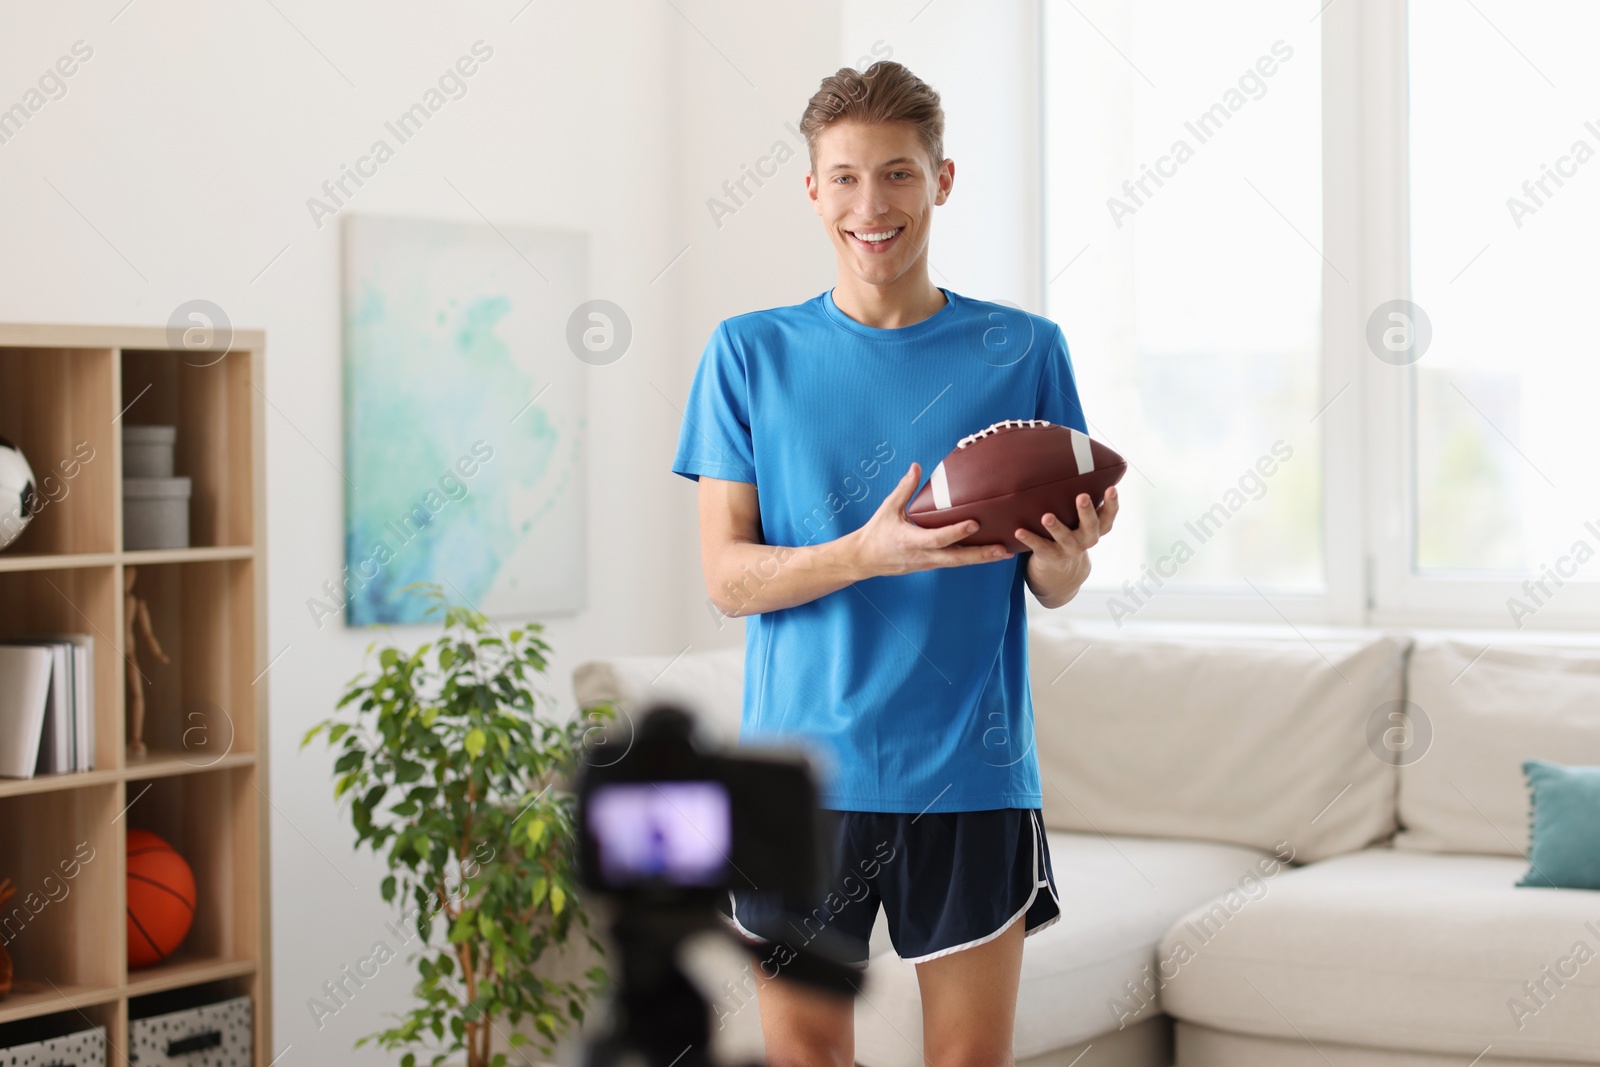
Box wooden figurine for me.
[124,566,170,758]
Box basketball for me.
[126,828,196,968]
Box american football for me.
[905,419,1127,552]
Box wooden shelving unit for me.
[0,324,270,1064]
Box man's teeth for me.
[852,228,902,243]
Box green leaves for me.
[299,719,328,749]
[299,580,605,1067]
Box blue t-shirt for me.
[671,287,1087,813]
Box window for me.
[1042,1,1325,624]
[1041,0,1600,628]
[1408,0,1600,579]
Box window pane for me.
[1409,0,1600,575]
[1042,0,1324,608]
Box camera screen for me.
[587,780,732,887]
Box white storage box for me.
[130,993,251,1066]
[0,1022,107,1065]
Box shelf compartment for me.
[123,764,259,976]
[0,784,121,993]
[0,565,120,773]
[119,558,255,764]
[0,347,116,557]
[128,974,257,1067]
[119,349,253,550]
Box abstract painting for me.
[341,213,587,626]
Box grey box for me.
[124,476,191,550]
[123,424,178,479]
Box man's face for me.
[807,120,952,287]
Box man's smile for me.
[847,225,904,252]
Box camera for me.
[575,702,861,1067]
[578,705,819,899]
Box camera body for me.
[576,702,822,901]
[573,702,859,1067]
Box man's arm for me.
[696,463,1014,619]
[698,476,863,617]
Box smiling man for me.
[671,60,1117,1065]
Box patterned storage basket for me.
[129,993,251,1066]
[0,1023,107,1065]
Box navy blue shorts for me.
[724,808,1060,966]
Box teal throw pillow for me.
[1518,758,1600,890]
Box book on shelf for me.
[0,633,95,777]
[0,645,52,778]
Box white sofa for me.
[570,620,1600,1067]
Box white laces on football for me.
[956,418,1053,449]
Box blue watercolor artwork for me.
[340,214,587,626]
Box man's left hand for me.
[1017,486,1119,608]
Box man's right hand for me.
[845,462,1016,579]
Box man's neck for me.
[831,273,947,330]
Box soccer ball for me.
[0,435,39,552]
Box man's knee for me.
[754,971,855,1067]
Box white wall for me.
[840,0,1045,310]
[0,0,1032,1059]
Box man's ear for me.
[934,158,955,206]
[805,172,824,213]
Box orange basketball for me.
[126,828,196,968]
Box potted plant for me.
[302,581,612,1067]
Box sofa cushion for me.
[572,646,745,745]
[1174,1020,1594,1067]
[1396,640,1600,857]
[1029,622,1409,862]
[1156,846,1600,1062]
[853,831,1276,1067]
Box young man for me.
[671,61,1117,1064]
